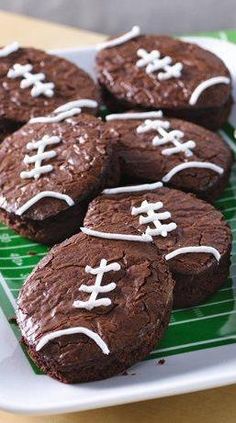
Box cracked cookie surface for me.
[106,116,233,201]
[0,114,114,244]
[17,232,174,383]
[84,186,232,307]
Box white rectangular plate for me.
[1,36,236,415]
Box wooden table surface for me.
[0,10,236,423]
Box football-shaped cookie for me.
[17,233,174,383]
[96,28,232,129]
[0,109,115,244]
[83,184,232,308]
[0,42,99,141]
[105,111,233,201]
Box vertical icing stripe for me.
[35,326,110,354]
[29,108,82,124]
[189,76,230,105]
[0,41,19,57]
[102,181,163,195]
[81,227,152,242]
[96,26,141,50]
[54,99,98,113]
[165,246,221,262]
[162,161,224,182]
[15,191,75,216]
[105,111,163,121]
[29,99,98,124]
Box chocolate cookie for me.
[105,111,233,201]
[0,42,99,141]
[96,27,232,129]
[17,232,174,383]
[83,185,232,308]
[0,111,114,244]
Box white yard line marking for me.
[0,264,35,270]
[5,276,29,281]
[226,178,236,184]
[0,233,22,239]
[150,334,236,355]
[0,243,39,250]
[0,252,46,260]
[223,186,236,194]
[220,287,236,292]
[223,190,233,196]
[227,175,236,180]
[221,207,236,213]
[220,130,236,154]
[0,273,17,309]
[218,31,229,41]
[193,308,204,318]
[173,298,235,313]
[169,310,236,326]
[215,195,236,204]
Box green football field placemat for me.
[0,30,236,374]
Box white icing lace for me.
[136,48,183,80]
[7,63,54,97]
[137,119,196,157]
[73,259,120,311]
[20,135,61,180]
[131,199,177,237]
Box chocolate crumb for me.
[8,316,17,324]
[121,370,136,376]
[28,251,37,256]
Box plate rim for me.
[1,35,236,415]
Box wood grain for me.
[1,385,236,423]
[0,10,105,49]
